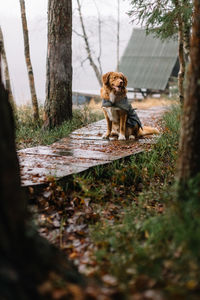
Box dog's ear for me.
[102,72,112,86]
[119,72,128,87]
[123,75,128,87]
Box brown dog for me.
[100,71,159,140]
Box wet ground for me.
[18,106,168,187]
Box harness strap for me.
[102,97,143,129]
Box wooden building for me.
[118,28,179,97]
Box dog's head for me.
[102,71,128,94]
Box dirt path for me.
[18,105,168,188]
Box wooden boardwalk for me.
[18,106,168,188]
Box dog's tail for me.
[138,126,159,137]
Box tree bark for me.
[182,0,192,61]
[76,0,102,86]
[44,0,73,129]
[19,0,39,121]
[177,0,200,182]
[0,26,16,113]
[174,0,186,103]
[0,55,85,299]
[183,18,191,61]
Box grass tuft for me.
[15,104,103,149]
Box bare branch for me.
[81,56,89,67]
[93,0,103,75]
[72,29,84,38]
[76,0,102,86]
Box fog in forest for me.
[0,8,133,104]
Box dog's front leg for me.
[102,110,112,139]
[118,111,127,140]
[111,122,119,137]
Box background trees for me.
[1,1,200,297]
[19,0,39,121]
[44,0,73,129]
[75,0,123,86]
[76,0,102,86]
[0,26,15,111]
[128,0,193,102]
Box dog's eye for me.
[113,76,116,80]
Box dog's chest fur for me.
[104,92,121,123]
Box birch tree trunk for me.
[174,0,186,103]
[19,0,39,121]
[77,0,102,86]
[0,26,16,112]
[44,0,72,129]
[177,0,200,182]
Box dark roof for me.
[118,28,178,90]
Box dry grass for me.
[86,97,177,113]
[131,97,178,109]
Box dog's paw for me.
[118,133,126,141]
[129,135,135,140]
[102,133,110,140]
[110,130,119,137]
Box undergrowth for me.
[15,104,103,149]
[73,104,200,298]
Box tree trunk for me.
[0,56,85,299]
[116,0,120,71]
[93,0,103,76]
[77,0,102,86]
[0,26,16,113]
[175,0,186,103]
[177,0,200,182]
[182,0,192,62]
[19,0,39,121]
[183,19,191,61]
[44,0,73,129]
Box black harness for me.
[102,97,143,129]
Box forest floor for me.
[16,98,200,299]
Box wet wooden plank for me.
[18,106,168,187]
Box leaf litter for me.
[28,161,170,300]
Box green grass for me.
[72,104,200,298]
[15,104,103,149]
